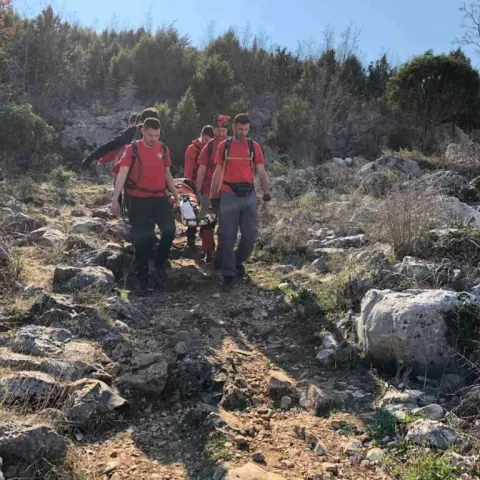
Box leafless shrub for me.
[364,187,443,259]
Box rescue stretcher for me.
[168,179,216,227]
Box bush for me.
[365,188,442,259]
[0,103,55,171]
[51,166,76,188]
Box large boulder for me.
[53,266,115,292]
[359,155,421,196]
[445,142,480,173]
[405,419,462,449]
[357,289,477,375]
[413,171,476,202]
[436,195,480,228]
[427,123,469,152]
[0,371,64,405]
[65,379,128,428]
[11,325,72,357]
[0,422,66,462]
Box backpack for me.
[208,137,256,162]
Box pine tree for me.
[171,88,200,173]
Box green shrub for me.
[51,166,76,188]
[0,103,55,171]
[405,453,454,480]
[366,408,397,442]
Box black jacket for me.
[81,125,139,170]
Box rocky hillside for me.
[1,145,480,479]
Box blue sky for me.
[13,0,477,66]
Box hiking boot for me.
[213,256,221,270]
[135,277,149,296]
[222,276,235,292]
[236,264,246,278]
[155,263,168,280]
[204,252,214,264]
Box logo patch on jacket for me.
[157,153,164,159]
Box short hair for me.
[135,114,142,124]
[141,107,159,122]
[201,125,214,138]
[234,113,250,125]
[129,114,137,124]
[143,117,161,131]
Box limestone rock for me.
[357,288,476,374]
[11,325,71,357]
[8,213,45,233]
[267,371,295,400]
[405,419,462,449]
[29,228,66,247]
[115,358,168,395]
[0,422,66,462]
[412,404,445,421]
[0,371,64,405]
[65,379,128,427]
[53,266,115,292]
[69,218,106,234]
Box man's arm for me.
[256,164,269,196]
[256,163,270,215]
[165,168,180,207]
[111,166,130,217]
[82,126,136,170]
[210,165,223,199]
[196,165,207,194]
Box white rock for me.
[412,404,445,420]
[405,419,462,449]
[315,349,335,365]
[357,289,476,374]
[366,447,384,462]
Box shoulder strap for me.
[207,139,214,161]
[247,138,255,162]
[223,138,233,166]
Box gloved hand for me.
[210,198,220,216]
[81,154,94,171]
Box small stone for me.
[412,404,444,421]
[280,459,295,469]
[315,349,335,365]
[268,370,295,399]
[312,257,328,273]
[252,451,265,463]
[366,447,384,462]
[174,341,189,356]
[104,460,119,475]
[321,332,338,350]
[234,435,250,446]
[343,439,362,454]
[321,463,339,473]
[313,439,328,456]
[280,396,292,409]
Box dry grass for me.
[363,187,443,259]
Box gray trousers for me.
[219,191,258,278]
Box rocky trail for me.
[1,163,480,479]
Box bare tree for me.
[457,2,480,55]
